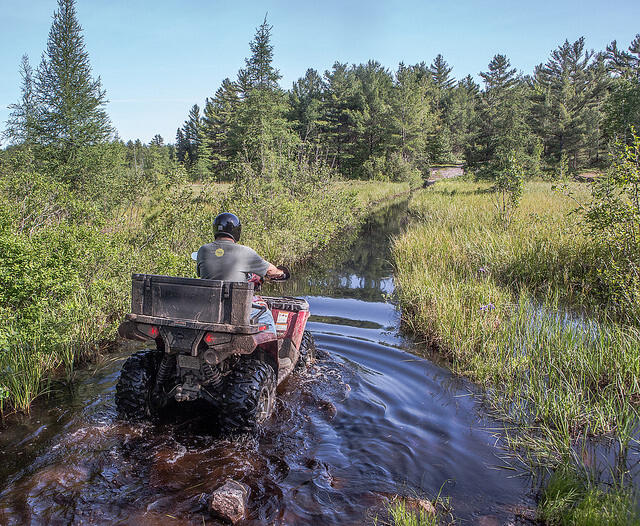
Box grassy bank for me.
[392,179,640,524]
[0,152,408,415]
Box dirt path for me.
[429,165,464,181]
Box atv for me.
[115,272,315,432]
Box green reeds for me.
[0,337,58,414]
[386,500,439,526]
[539,466,640,526]
[392,179,640,522]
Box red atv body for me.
[116,274,314,432]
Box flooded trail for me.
[0,200,535,525]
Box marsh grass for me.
[373,495,453,526]
[0,336,58,414]
[539,466,640,526]
[0,180,408,414]
[386,500,439,526]
[392,179,640,522]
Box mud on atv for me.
[115,274,315,433]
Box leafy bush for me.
[582,129,640,322]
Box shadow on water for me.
[0,198,537,525]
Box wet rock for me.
[417,499,436,514]
[209,479,250,524]
[317,400,337,419]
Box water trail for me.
[0,199,536,524]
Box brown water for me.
[0,201,535,525]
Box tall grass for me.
[0,179,408,415]
[392,179,640,522]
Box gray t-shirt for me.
[197,239,269,282]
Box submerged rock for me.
[209,479,250,524]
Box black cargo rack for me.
[263,296,309,312]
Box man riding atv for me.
[196,212,285,335]
[115,212,315,433]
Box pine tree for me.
[448,76,480,157]
[390,63,435,170]
[235,16,295,173]
[321,62,363,176]
[606,34,640,80]
[605,35,640,142]
[468,54,532,176]
[352,60,395,172]
[289,68,325,143]
[5,55,39,145]
[532,38,609,169]
[35,0,112,157]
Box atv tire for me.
[220,359,276,433]
[295,330,316,371]
[115,349,161,421]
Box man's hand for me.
[265,263,285,280]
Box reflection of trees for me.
[264,199,410,301]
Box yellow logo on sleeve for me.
[215,248,224,257]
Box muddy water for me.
[0,200,535,525]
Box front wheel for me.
[115,349,161,421]
[220,359,276,433]
[295,330,316,371]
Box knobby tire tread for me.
[295,330,316,371]
[115,349,160,421]
[220,359,276,434]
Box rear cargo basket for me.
[131,274,254,325]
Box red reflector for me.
[150,326,159,338]
[259,325,267,331]
[204,332,215,344]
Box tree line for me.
[173,21,639,184]
[2,2,639,187]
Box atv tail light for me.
[137,324,159,338]
[204,332,215,345]
[259,325,267,331]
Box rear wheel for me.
[115,349,161,421]
[295,330,316,371]
[220,359,276,433]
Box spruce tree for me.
[427,54,456,163]
[203,78,241,178]
[35,0,112,157]
[5,55,39,145]
[180,104,201,174]
[235,16,295,174]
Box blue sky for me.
[1,0,638,143]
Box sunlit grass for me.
[392,179,640,523]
